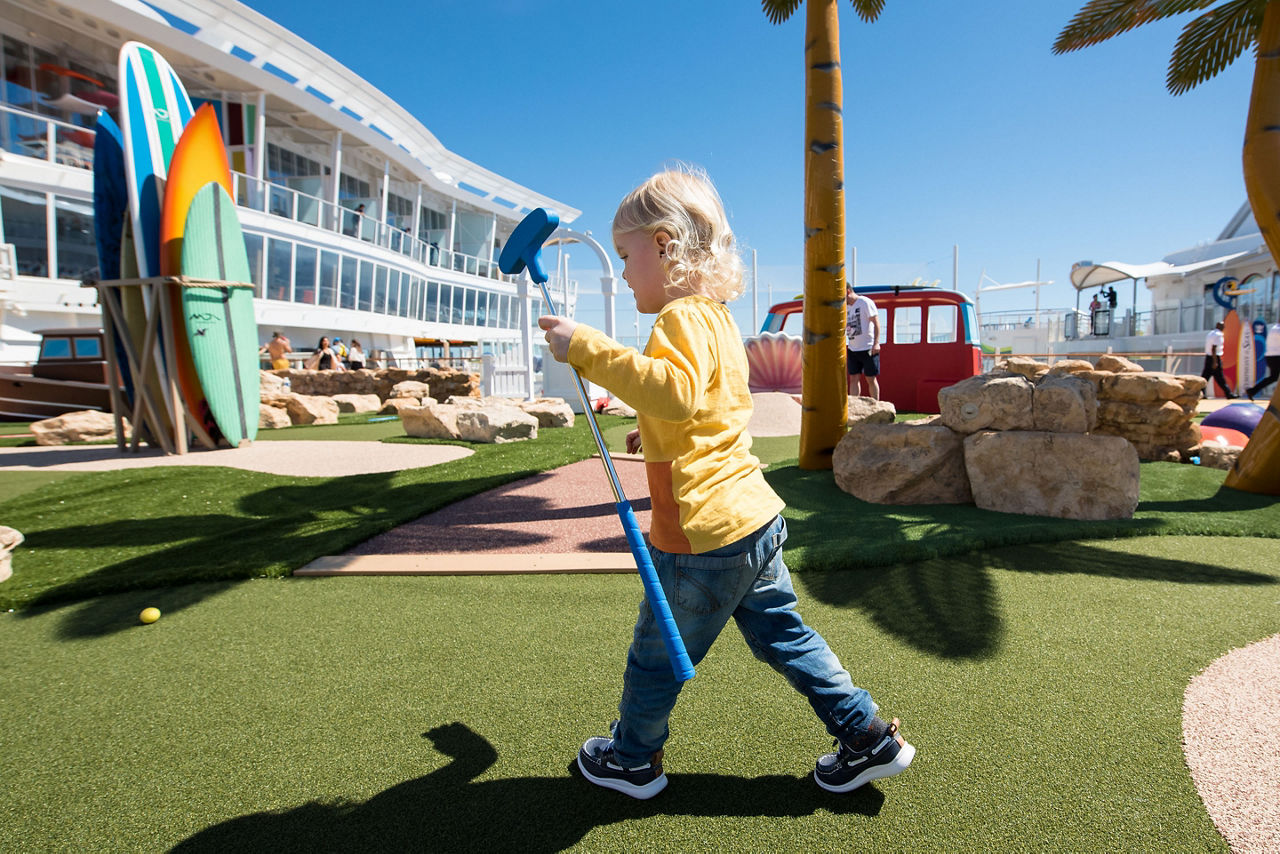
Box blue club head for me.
[500,208,559,284]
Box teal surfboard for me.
[179,182,259,446]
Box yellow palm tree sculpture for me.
[1055,0,1280,495]
[762,0,885,470]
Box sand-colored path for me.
[0,440,472,478]
[1183,634,1280,854]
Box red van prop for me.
[744,284,982,414]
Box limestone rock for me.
[996,356,1050,382]
[602,399,637,417]
[0,525,23,582]
[389,381,432,400]
[518,398,575,428]
[332,393,383,414]
[379,398,422,414]
[1032,373,1097,433]
[847,395,896,426]
[31,410,128,445]
[1196,442,1241,471]
[964,431,1140,520]
[456,404,539,444]
[834,422,972,504]
[284,394,339,425]
[258,404,292,430]
[259,370,288,394]
[938,373,1035,434]
[1105,372,1189,404]
[1096,354,1144,374]
[403,403,462,440]
[446,395,485,410]
[1045,359,1096,376]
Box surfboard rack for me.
[92,275,247,455]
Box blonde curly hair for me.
[612,166,744,303]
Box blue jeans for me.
[611,515,877,767]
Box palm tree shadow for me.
[799,540,1276,661]
[170,722,884,854]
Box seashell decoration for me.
[745,332,803,393]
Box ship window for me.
[267,239,291,300]
[243,233,264,293]
[388,270,402,316]
[894,306,921,344]
[55,195,95,280]
[39,337,71,359]
[73,336,101,358]
[340,256,357,309]
[423,281,437,322]
[357,261,373,312]
[295,245,318,304]
[0,185,48,276]
[928,304,957,343]
[373,265,388,313]
[1270,274,1280,324]
[319,251,338,307]
[464,288,478,325]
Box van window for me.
[928,305,957,343]
[894,306,921,344]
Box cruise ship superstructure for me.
[0,0,582,373]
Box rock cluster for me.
[274,366,477,401]
[256,368,574,445]
[995,355,1206,461]
[400,396,574,443]
[832,358,1182,520]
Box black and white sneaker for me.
[576,735,668,799]
[814,717,915,793]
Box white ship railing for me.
[233,171,518,284]
[0,104,94,170]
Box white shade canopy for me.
[1070,252,1249,291]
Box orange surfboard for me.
[160,103,235,442]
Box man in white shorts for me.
[845,284,881,400]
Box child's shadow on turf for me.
[171,721,885,854]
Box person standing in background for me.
[845,284,881,400]
[1202,321,1237,399]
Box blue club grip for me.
[617,499,696,682]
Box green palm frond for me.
[761,0,802,25]
[1054,0,1216,53]
[759,0,884,26]
[1167,0,1266,93]
[851,0,886,22]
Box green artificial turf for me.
[3,414,1278,613]
[0,417,627,611]
[1,534,1273,851]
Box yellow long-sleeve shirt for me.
[567,295,784,554]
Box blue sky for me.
[246,0,1254,344]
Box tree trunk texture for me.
[799,0,848,470]
[1228,1,1280,494]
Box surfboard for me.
[92,111,134,408]
[119,42,194,277]
[179,182,259,446]
[160,103,233,443]
[1221,309,1241,396]
[119,41,193,442]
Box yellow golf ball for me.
[139,607,161,624]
